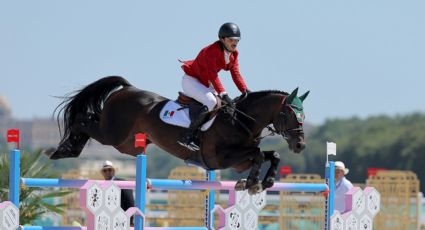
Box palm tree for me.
[0,150,72,224]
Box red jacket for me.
[181,41,248,94]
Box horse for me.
[45,76,309,194]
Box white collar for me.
[224,51,231,64]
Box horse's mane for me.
[235,90,288,107]
[253,90,289,96]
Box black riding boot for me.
[177,105,209,151]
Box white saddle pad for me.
[159,101,216,131]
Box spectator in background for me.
[334,161,353,213]
[101,160,135,224]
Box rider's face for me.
[221,37,239,52]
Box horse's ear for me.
[286,87,299,103]
[299,90,310,102]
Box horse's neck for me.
[239,93,284,131]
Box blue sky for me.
[1,1,424,124]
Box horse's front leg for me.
[217,146,265,194]
[261,150,280,189]
[241,149,265,195]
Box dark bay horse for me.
[46,76,309,194]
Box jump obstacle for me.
[2,139,336,230]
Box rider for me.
[177,22,250,151]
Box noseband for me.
[272,98,304,140]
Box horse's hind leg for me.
[45,113,95,159]
[261,151,280,189]
[75,114,122,147]
[77,104,141,152]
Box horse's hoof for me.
[248,182,263,195]
[262,177,275,189]
[44,147,70,160]
[41,147,56,158]
[235,179,247,191]
[47,147,75,160]
[43,142,83,160]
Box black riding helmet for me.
[218,22,241,39]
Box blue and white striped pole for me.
[324,161,335,230]
[135,154,147,230]
[206,170,215,229]
[9,149,20,207]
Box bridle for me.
[230,95,304,142]
[268,103,304,141]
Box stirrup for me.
[177,138,200,151]
[186,141,200,151]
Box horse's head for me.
[272,88,309,153]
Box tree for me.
[0,150,72,224]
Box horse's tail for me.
[55,76,131,144]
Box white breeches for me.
[181,74,217,111]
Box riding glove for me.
[241,90,250,98]
[221,94,234,107]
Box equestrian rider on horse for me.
[177,22,250,151]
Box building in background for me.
[0,95,136,171]
[0,95,58,149]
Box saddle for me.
[177,92,221,122]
